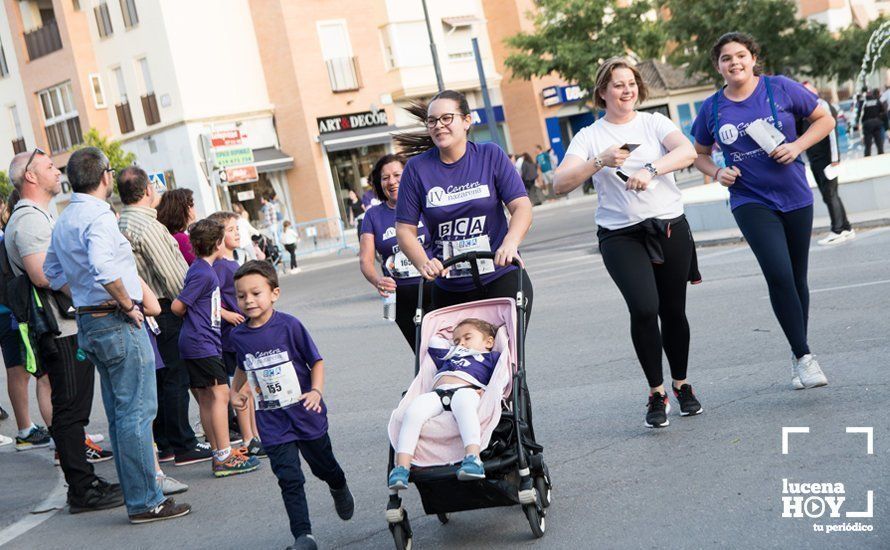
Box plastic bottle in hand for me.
[382,291,396,322]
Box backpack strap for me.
[710,89,733,168]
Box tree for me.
[659,0,833,83]
[74,128,137,173]
[827,17,890,85]
[504,0,668,106]
[0,171,11,203]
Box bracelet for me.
[594,156,604,169]
[122,302,136,313]
[714,168,723,180]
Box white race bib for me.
[442,235,494,279]
[247,361,303,411]
[385,251,421,279]
[211,287,221,329]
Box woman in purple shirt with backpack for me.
[395,90,534,320]
[691,32,835,390]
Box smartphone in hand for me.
[619,143,640,152]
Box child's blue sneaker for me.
[388,466,410,491]
[456,455,485,481]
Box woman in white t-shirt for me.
[554,57,701,429]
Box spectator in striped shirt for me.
[118,167,212,466]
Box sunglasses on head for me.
[24,148,46,172]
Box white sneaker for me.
[158,474,189,495]
[794,354,828,389]
[817,229,855,246]
[791,355,804,390]
[289,267,302,274]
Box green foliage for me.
[504,0,668,106]
[0,171,11,202]
[74,128,137,173]
[827,17,890,85]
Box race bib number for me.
[247,362,303,411]
[210,287,221,329]
[385,251,421,279]
[442,235,494,279]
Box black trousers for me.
[863,119,884,156]
[809,156,851,234]
[599,219,694,388]
[46,335,98,497]
[284,244,298,270]
[734,204,813,358]
[430,269,533,326]
[266,433,347,539]
[153,304,198,455]
[394,282,432,352]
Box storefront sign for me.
[215,147,255,168]
[237,190,255,201]
[471,106,505,125]
[541,84,585,106]
[211,130,243,148]
[317,111,389,134]
[542,86,561,107]
[224,165,259,184]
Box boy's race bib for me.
[247,361,303,411]
[442,235,494,279]
[211,287,221,329]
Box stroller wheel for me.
[437,513,449,525]
[535,464,552,508]
[391,520,413,550]
[523,501,546,538]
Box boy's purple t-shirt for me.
[361,203,432,287]
[176,259,221,359]
[691,75,818,212]
[395,141,527,292]
[230,311,327,445]
[212,257,241,353]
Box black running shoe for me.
[246,437,267,458]
[69,479,125,514]
[330,482,354,520]
[174,443,213,466]
[645,392,671,428]
[229,430,243,446]
[672,384,703,416]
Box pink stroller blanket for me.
[387,297,517,467]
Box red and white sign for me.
[224,165,258,185]
[211,130,243,148]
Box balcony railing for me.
[12,137,27,155]
[325,56,362,92]
[141,93,160,126]
[45,116,83,154]
[24,20,63,61]
[116,102,134,133]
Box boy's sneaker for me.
[645,392,671,428]
[229,430,243,446]
[212,452,259,478]
[15,425,51,451]
[128,498,191,524]
[246,437,267,458]
[158,474,189,496]
[387,466,409,491]
[817,229,855,246]
[795,354,828,389]
[174,443,213,466]
[672,384,703,416]
[330,483,354,520]
[85,438,114,463]
[157,449,176,463]
[69,479,125,514]
[456,455,485,481]
[286,534,318,550]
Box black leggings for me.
[430,269,533,326]
[599,220,694,388]
[284,244,298,270]
[733,203,812,358]
[395,282,432,352]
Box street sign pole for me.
[421,0,445,92]
[472,36,501,149]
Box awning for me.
[252,147,294,173]
[318,125,399,153]
[442,15,478,28]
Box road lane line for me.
[760,278,890,299]
[0,461,66,546]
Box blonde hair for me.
[593,57,648,110]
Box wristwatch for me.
[594,156,604,169]
[643,163,658,176]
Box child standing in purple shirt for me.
[394,90,534,322]
[172,218,259,478]
[230,261,353,550]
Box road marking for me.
[530,255,602,277]
[761,278,890,299]
[0,461,66,546]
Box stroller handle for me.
[439,251,523,272]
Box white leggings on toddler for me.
[396,386,481,455]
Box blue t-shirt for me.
[212,257,241,353]
[361,203,432,286]
[396,142,527,292]
[536,151,552,173]
[230,311,327,445]
[691,75,818,212]
[177,259,221,359]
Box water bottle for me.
[382,291,396,322]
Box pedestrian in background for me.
[555,56,702,428]
[232,202,259,262]
[535,144,555,198]
[858,88,886,157]
[691,32,835,390]
[157,188,198,265]
[519,152,541,206]
[798,82,855,245]
[44,147,191,523]
[282,220,301,274]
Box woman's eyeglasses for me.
[425,113,461,129]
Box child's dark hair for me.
[189,218,225,257]
[207,210,239,225]
[234,260,279,289]
[370,153,408,201]
[455,318,498,340]
[710,32,762,75]
[393,90,471,157]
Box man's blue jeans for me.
[77,311,164,515]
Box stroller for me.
[385,252,551,548]
[251,233,282,270]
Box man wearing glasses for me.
[6,148,120,513]
[43,147,191,523]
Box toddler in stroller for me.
[388,318,500,489]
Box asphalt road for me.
[1,198,887,549]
